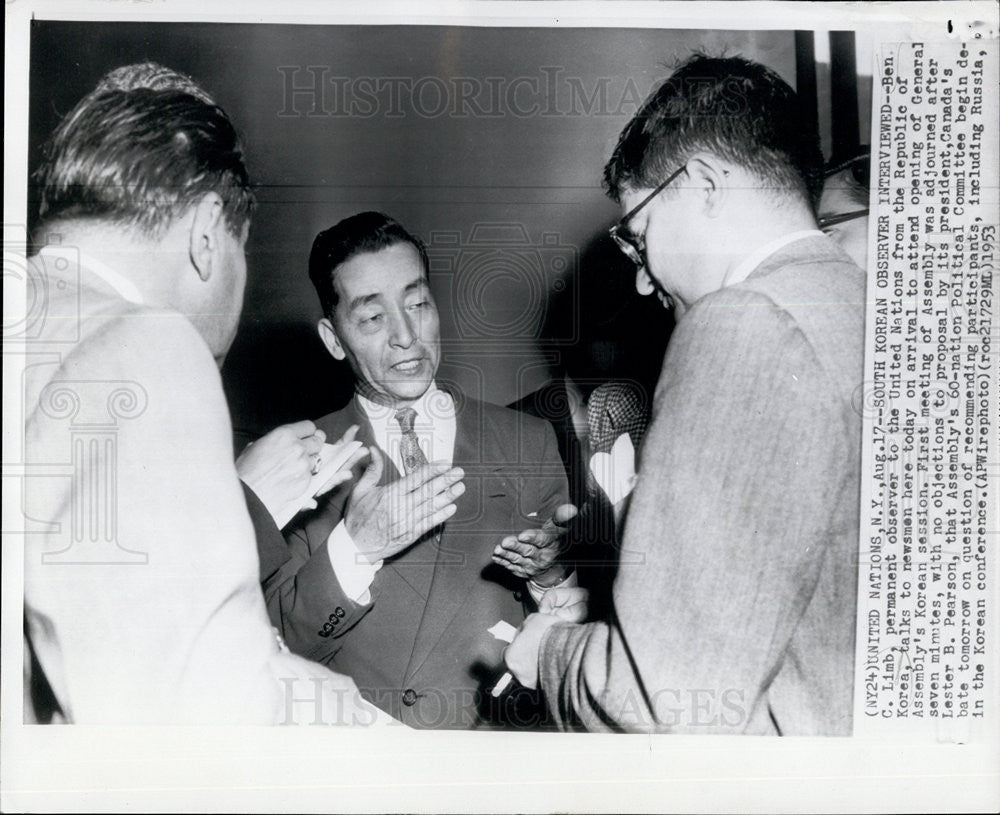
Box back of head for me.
[92,61,216,103]
[604,54,823,210]
[308,211,429,319]
[36,62,254,239]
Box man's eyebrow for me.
[404,277,429,293]
[346,292,383,311]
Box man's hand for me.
[236,420,326,518]
[345,447,465,564]
[492,503,578,586]
[539,586,589,624]
[503,612,562,690]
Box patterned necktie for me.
[394,407,429,474]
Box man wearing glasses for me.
[505,55,866,736]
[818,149,871,270]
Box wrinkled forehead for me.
[332,242,429,304]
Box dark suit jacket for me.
[263,394,568,728]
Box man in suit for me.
[264,211,576,729]
[505,55,866,736]
[23,63,371,724]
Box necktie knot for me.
[394,407,417,433]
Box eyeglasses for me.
[817,209,869,230]
[608,164,687,268]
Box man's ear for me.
[189,192,226,281]
[318,317,347,361]
[684,153,730,218]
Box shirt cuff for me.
[327,520,382,605]
[527,569,577,605]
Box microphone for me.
[586,380,650,456]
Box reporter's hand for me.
[236,420,325,518]
[309,426,369,507]
[345,448,465,564]
[492,503,578,585]
[503,612,562,690]
[539,586,589,624]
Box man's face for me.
[620,183,709,318]
[322,242,441,407]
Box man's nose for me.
[388,309,417,348]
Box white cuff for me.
[327,520,382,605]
[527,569,577,605]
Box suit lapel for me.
[404,398,507,680]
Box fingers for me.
[496,535,547,559]
[334,425,359,446]
[551,503,579,526]
[408,502,459,540]
[302,432,325,457]
[284,419,318,439]
[397,461,460,494]
[354,446,385,496]
[406,466,465,508]
[342,444,369,472]
[314,465,359,496]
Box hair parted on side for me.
[36,64,254,238]
[309,211,430,320]
[603,53,824,209]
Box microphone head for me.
[586,380,650,455]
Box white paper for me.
[273,440,363,529]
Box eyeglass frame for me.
[817,209,869,230]
[608,164,687,268]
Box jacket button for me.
[513,590,524,602]
[401,688,418,706]
[335,607,346,618]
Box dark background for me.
[28,22,864,439]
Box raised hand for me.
[345,447,465,563]
[492,503,578,585]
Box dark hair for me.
[603,54,824,209]
[308,211,430,318]
[824,148,870,208]
[36,71,254,237]
[92,62,216,103]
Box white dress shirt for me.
[326,384,455,603]
[326,383,572,605]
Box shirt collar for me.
[37,245,146,306]
[357,382,454,426]
[725,230,826,289]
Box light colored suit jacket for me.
[264,395,568,728]
[22,250,357,724]
[538,235,866,735]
